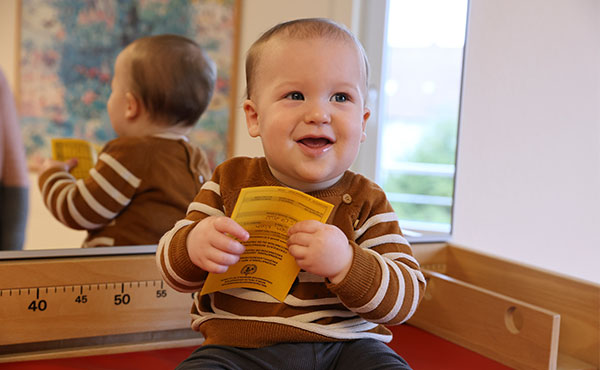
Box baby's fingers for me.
[287,231,312,249]
[65,158,79,171]
[206,245,243,272]
[211,230,246,255]
[288,219,322,236]
[202,258,236,274]
[214,216,249,242]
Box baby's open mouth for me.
[298,137,332,148]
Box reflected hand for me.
[186,216,249,274]
[38,158,78,175]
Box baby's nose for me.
[304,101,331,124]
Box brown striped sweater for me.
[38,134,211,247]
[157,157,426,347]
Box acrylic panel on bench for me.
[19,0,238,170]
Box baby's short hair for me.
[245,18,369,99]
[126,34,216,127]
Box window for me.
[355,0,469,240]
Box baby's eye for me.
[285,92,304,100]
[331,93,349,103]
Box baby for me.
[158,19,425,369]
[38,34,215,248]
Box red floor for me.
[0,325,512,369]
[387,324,512,370]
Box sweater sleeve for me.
[328,192,426,326]
[156,165,227,292]
[37,139,143,230]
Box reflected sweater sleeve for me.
[38,147,142,230]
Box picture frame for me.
[18,0,240,170]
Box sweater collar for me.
[257,157,353,198]
[152,132,189,141]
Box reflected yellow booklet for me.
[51,138,98,180]
[201,186,334,301]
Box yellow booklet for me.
[201,186,334,301]
[51,138,98,180]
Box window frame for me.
[353,0,469,243]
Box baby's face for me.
[106,52,127,136]
[244,37,370,192]
[107,49,132,137]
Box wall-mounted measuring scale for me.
[0,247,203,362]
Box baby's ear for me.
[243,100,260,137]
[360,107,371,143]
[125,92,141,120]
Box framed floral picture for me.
[19,0,240,169]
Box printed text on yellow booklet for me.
[201,186,334,301]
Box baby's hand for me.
[186,216,249,274]
[287,220,352,284]
[38,158,78,175]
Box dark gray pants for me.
[0,185,28,250]
[175,339,411,370]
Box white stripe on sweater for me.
[371,260,406,323]
[66,186,103,229]
[156,219,205,291]
[190,310,389,342]
[402,261,422,322]
[75,179,117,219]
[353,212,398,240]
[98,153,141,188]
[187,202,226,217]
[83,237,115,248]
[44,176,70,209]
[289,309,358,323]
[351,248,389,313]
[89,168,130,206]
[42,172,72,202]
[359,234,409,250]
[200,181,220,196]
[383,252,425,283]
[55,182,72,225]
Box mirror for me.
[1,0,241,254]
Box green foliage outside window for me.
[383,118,458,225]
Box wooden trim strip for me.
[409,270,560,370]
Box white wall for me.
[452,0,600,283]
